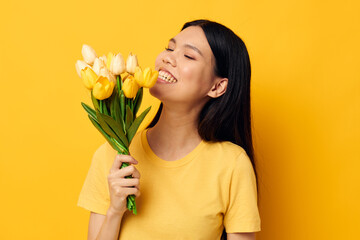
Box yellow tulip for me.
[120,72,129,82]
[99,66,116,84]
[92,76,115,100]
[122,75,139,98]
[126,52,138,74]
[106,52,114,70]
[81,67,99,90]
[134,67,159,88]
[75,60,91,78]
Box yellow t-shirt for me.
[77,128,261,239]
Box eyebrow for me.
[169,38,204,57]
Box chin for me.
[149,83,176,103]
[149,84,162,100]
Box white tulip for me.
[75,60,91,78]
[81,44,97,65]
[99,55,107,65]
[126,52,138,74]
[110,53,126,75]
[92,57,106,76]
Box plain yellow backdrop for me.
[1,0,359,239]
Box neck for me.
[146,102,203,160]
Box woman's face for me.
[151,26,219,106]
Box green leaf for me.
[91,91,100,112]
[110,93,116,120]
[96,110,122,144]
[133,88,143,117]
[127,106,151,142]
[112,91,121,125]
[112,90,126,133]
[125,105,133,131]
[98,111,129,147]
[87,115,124,153]
[81,102,97,121]
[105,92,116,118]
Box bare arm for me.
[227,232,256,240]
[87,154,140,240]
[88,208,125,240]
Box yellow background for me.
[1,0,359,239]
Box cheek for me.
[180,65,194,80]
[181,63,211,89]
[180,61,206,81]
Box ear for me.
[207,77,228,98]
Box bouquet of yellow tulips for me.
[75,44,158,214]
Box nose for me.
[162,52,176,66]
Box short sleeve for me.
[77,142,114,215]
[223,151,261,233]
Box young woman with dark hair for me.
[78,19,261,240]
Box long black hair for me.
[147,19,257,239]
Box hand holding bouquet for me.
[75,44,158,214]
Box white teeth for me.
[159,70,177,83]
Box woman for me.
[77,19,261,240]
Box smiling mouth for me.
[158,70,177,83]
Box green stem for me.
[113,138,136,214]
[117,150,137,215]
[99,100,103,114]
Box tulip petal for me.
[75,60,90,77]
[107,52,114,70]
[82,44,97,65]
[122,75,139,98]
[144,70,159,88]
[81,67,98,90]
[126,53,138,74]
[93,76,114,100]
[110,53,126,75]
[134,67,145,87]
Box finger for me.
[124,187,141,197]
[117,165,138,178]
[132,167,140,178]
[110,155,138,173]
[110,165,141,179]
[113,178,140,188]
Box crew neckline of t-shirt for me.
[140,128,206,168]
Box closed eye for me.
[165,47,194,60]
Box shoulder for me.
[203,140,250,166]
[202,141,254,177]
[94,141,117,159]
[90,141,118,172]
[129,130,143,154]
